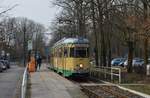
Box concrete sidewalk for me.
[30,64,88,98]
[0,65,24,98]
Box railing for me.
[21,66,28,98]
[90,66,122,84]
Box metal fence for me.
[21,66,28,98]
[90,66,121,84]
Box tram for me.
[50,37,90,77]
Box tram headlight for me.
[79,64,83,68]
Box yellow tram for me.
[50,37,90,77]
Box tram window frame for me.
[70,48,75,57]
[56,49,59,57]
[87,48,89,57]
[55,50,56,57]
[64,48,68,57]
[58,48,62,57]
[53,49,55,57]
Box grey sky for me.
[2,0,59,27]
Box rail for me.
[90,66,121,83]
[21,66,28,98]
[81,85,145,98]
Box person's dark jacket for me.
[37,57,42,64]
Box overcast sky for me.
[1,0,59,28]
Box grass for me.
[120,72,150,95]
[122,84,150,95]
[121,73,147,83]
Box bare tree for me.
[50,0,150,74]
[0,17,46,60]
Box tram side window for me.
[70,48,75,57]
[87,48,89,57]
[58,48,62,57]
[64,48,68,57]
[56,49,59,57]
[55,50,57,57]
[53,51,55,57]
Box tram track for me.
[82,85,145,98]
[67,77,98,86]
[69,77,145,98]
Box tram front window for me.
[70,47,89,58]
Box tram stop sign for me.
[28,40,33,51]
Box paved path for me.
[30,64,88,98]
[0,65,24,98]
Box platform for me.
[30,64,88,98]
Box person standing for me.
[37,56,42,70]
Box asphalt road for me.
[0,65,24,98]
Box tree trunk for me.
[91,0,99,66]
[144,38,148,74]
[108,38,112,67]
[127,41,133,73]
[143,0,148,74]
[97,0,107,66]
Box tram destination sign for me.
[73,44,89,47]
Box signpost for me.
[27,40,33,62]
[28,40,33,51]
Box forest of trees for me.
[0,5,46,61]
[50,0,150,73]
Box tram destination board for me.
[81,85,144,98]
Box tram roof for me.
[53,37,89,48]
